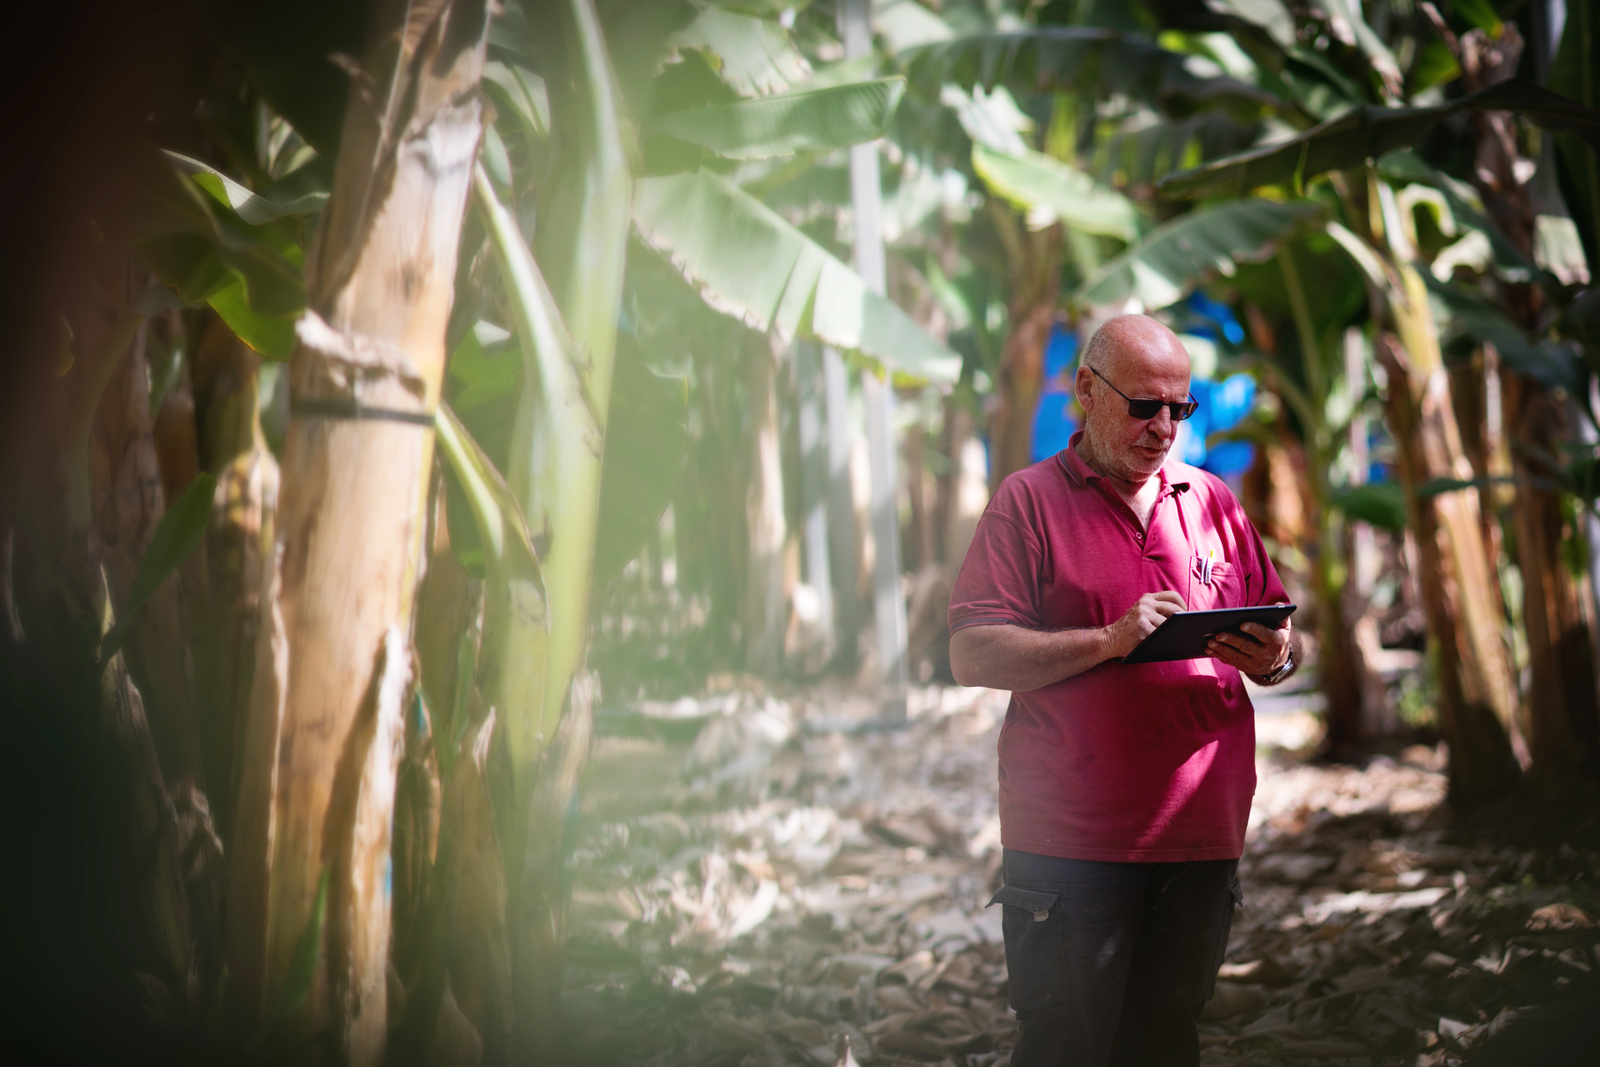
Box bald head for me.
[1082,315,1191,381]
[1073,315,1193,489]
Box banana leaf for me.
[633,167,961,381]
[1550,0,1600,268]
[133,152,306,358]
[163,150,329,223]
[897,28,1279,121]
[1068,198,1321,308]
[971,143,1138,239]
[669,5,810,97]
[1158,78,1600,198]
[1331,481,1407,532]
[648,77,904,159]
[435,403,546,597]
[1423,273,1587,395]
[100,473,216,662]
[593,337,690,583]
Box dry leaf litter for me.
[560,680,1600,1067]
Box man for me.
[948,315,1300,1067]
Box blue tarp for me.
[1027,311,1257,478]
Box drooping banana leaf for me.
[1550,0,1600,268]
[971,143,1138,239]
[163,150,329,223]
[475,160,596,764]
[1423,273,1587,395]
[648,77,904,159]
[1331,481,1407,532]
[1068,198,1321,308]
[1158,78,1600,198]
[633,167,961,381]
[592,337,690,584]
[1320,0,1401,97]
[100,473,216,662]
[1375,149,1557,290]
[1082,112,1261,193]
[482,59,550,143]
[669,5,810,97]
[435,402,546,595]
[133,152,306,358]
[897,28,1280,121]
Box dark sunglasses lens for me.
[1126,398,1164,419]
[1172,400,1199,421]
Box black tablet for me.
[1120,605,1297,664]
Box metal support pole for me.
[796,340,835,660]
[824,346,861,672]
[841,0,908,714]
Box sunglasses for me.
[1089,365,1199,422]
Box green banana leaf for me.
[163,150,328,224]
[1081,112,1260,193]
[669,5,810,97]
[1068,198,1321,308]
[1423,273,1586,395]
[1374,150,1554,288]
[1550,0,1600,268]
[435,403,546,596]
[593,337,690,584]
[971,143,1138,239]
[633,168,961,381]
[101,473,216,661]
[1158,78,1600,198]
[1331,482,1407,532]
[133,153,306,358]
[648,77,904,159]
[447,320,520,412]
[897,28,1279,121]
[482,60,549,143]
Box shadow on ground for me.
[557,684,1600,1067]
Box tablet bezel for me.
[1120,604,1297,665]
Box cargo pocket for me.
[987,885,1065,1015]
[1201,874,1244,1006]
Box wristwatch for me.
[1254,646,1294,685]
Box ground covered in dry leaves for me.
[558,681,1600,1067]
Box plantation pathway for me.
[558,680,1600,1067]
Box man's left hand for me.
[1206,605,1291,678]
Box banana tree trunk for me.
[223,2,488,1060]
[1377,332,1521,803]
[189,314,279,837]
[1444,4,1599,789]
[1501,368,1600,786]
[1277,248,1374,755]
[987,218,1061,490]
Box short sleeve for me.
[1228,491,1288,607]
[948,509,1045,633]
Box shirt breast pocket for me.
[1191,559,1248,610]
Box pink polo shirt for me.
[949,434,1286,862]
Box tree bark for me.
[223,1,488,1060]
[1378,333,1521,803]
[1438,5,1599,789]
[1502,369,1600,785]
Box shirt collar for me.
[1058,431,1191,495]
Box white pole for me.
[796,340,836,661]
[840,0,909,715]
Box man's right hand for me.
[1106,591,1186,658]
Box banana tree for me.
[1149,0,1600,797]
[218,1,490,1060]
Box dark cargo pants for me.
[989,849,1241,1067]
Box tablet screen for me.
[1121,605,1297,664]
